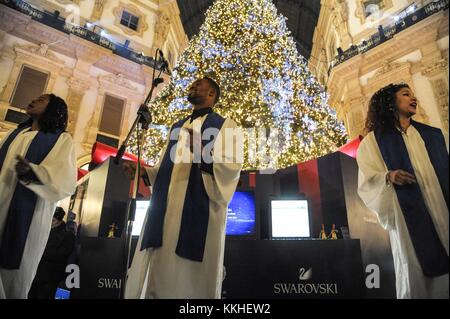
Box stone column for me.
[66,77,90,136]
[422,58,449,132]
[82,89,104,150]
[344,96,366,138]
[151,12,171,53]
[332,0,352,49]
[342,66,365,138]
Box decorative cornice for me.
[95,54,145,84]
[421,58,448,77]
[334,0,448,67]
[55,0,80,4]
[99,73,139,93]
[0,2,164,72]
[0,46,15,60]
[330,14,444,82]
[374,61,406,77]
[365,62,412,95]
[14,43,66,66]
[354,0,394,26]
[152,11,171,48]
[0,4,30,33]
[0,6,153,86]
[130,0,159,14]
[67,76,91,92]
[90,0,106,21]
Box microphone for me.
[157,49,171,75]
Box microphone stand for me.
[116,49,167,299]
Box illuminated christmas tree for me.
[128,0,347,170]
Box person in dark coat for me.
[28,207,75,299]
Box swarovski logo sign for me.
[97,278,122,289]
[298,267,312,281]
[64,265,123,290]
[273,267,339,295]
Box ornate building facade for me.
[0,0,187,167]
[310,0,449,139]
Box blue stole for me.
[0,125,62,269]
[374,120,449,277]
[140,112,225,262]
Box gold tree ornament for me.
[127,0,347,169]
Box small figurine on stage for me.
[328,224,339,240]
[107,223,118,238]
[319,224,327,239]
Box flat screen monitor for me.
[226,191,256,237]
[133,193,257,238]
[269,199,310,238]
[132,200,150,236]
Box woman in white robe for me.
[357,84,448,299]
[0,94,77,299]
[125,77,242,299]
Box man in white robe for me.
[0,94,77,299]
[357,84,448,299]
[125,77,242,299]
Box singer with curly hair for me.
[0,94,77,299]
[357,83,448,298]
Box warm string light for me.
[127,0,347,169]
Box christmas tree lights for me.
[128,0,347,170]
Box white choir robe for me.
[357,126,449,299]
[125,115,242,299]
[0,129,77,299]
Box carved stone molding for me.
[56,0,80,5]
[66,87,84,135]
[355,0,393,25]
[13,44,66,74]
[421,58,448,77]
[331,0,352,48]
[0,5,31,33]
[67,76,91,93]
[319,1,448,136]
[0,46,16,61]
[81,73,142,147]
[348,108,365,138]
[152,12,171,51]
[130,0,159,14]
[0,0,186,149]
[99,73,139,93]
[91,0,107,21]
[95,55,145,84]
[374,61,406,77]
[66,73,92,135]
[17,43,66,64]
[1,43,65,103]
[429,77,449,131]
[366,61,412,91]
[112,2,149,38]
[0,4,153,86]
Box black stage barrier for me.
[222,239,365,299]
